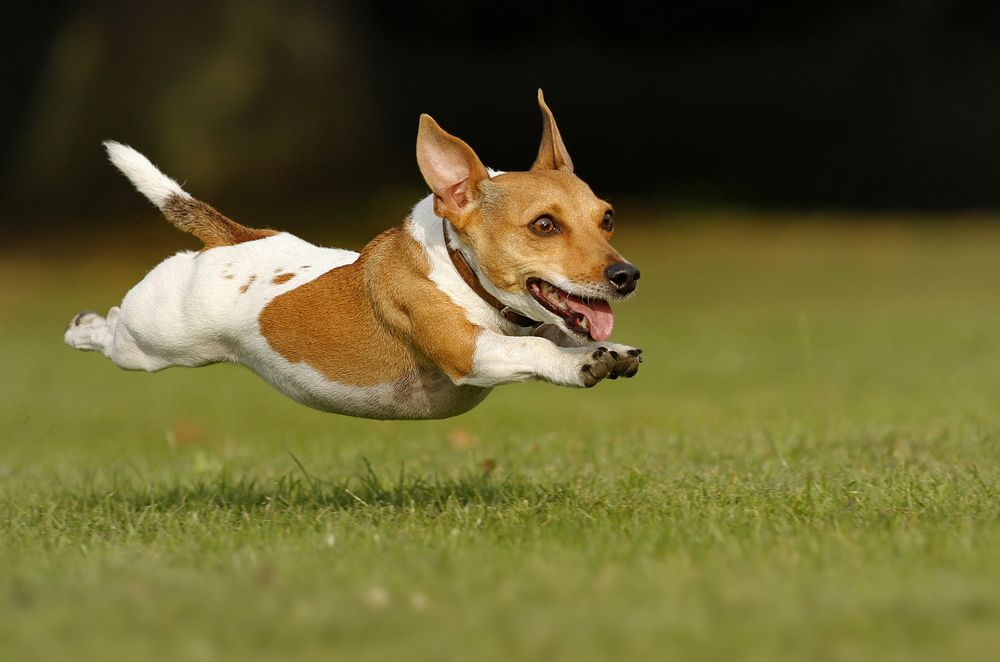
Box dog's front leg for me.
[531,324,642,379]
[458,331,620,388]
[384,274,629,390]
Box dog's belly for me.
[243,352,492,419]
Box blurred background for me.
[4,4,1000,660]
[4,0,1000,241]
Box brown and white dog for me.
[65,91,642,420]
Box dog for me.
[64,91,642,420]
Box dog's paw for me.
[67,310,102,330]
[578,347,617,387]
[65,310,111,351]
[606,347,642,379]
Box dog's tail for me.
[103,141,277,249]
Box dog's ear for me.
[417,114,489,225]
[531,89,574,173]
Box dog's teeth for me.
[532,280,577,315]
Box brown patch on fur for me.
[162,195,278,249]
[272,272,295,285]
[259,224,479,386]
[223,274,235,280]
[259,235,408,386]
[239,274,257,293]
[368,225,479,381]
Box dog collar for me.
[442,219,540,329]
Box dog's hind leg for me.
[65,306,174,371]
[64,309,115,353]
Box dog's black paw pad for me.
[609,347,643,378]
[580,350,615,386]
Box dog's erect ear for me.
[417,114,489,224]
[531,89,574,173]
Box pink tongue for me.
[565,296,615,341]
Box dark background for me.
[4,0,1000,231]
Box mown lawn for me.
[1,214,999,661]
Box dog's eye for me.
[530,215,558,235]
[602,210,615,233]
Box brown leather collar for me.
[442,219,539,328]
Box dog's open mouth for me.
[527,278,614,341]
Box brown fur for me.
[272,273,295,285]
[416,94,625,300]
[458,170,622,291]
[364,224,479,381]
[416,115,489,225]
[162,195,277,249]
[532,89,574,172]
[259,225,478,387]
[239,274,257,294]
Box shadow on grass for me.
[71,459,571,514]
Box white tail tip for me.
[103,140,190,209]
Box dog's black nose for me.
[604,262,640,295]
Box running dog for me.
[65,91,642,419]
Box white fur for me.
[104,141,190,209]
[406,195,516,332]
[462,332,600,387]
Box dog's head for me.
[416,90,639,341]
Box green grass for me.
[2,215,1000,661]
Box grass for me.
[2,213,1000,661]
